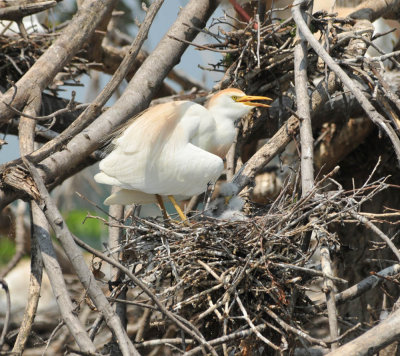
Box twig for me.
[183,324,268,356]
[3,100,88,122]
[236,293,280,350]
[350,210,400,261]
[263,305,327,347]
[136,337,194,348]
[168,34,239,53]
[325,304,400,356]
[13,87,48,355]
[32,201,96,353]
[335,264,400,305]
[320,243,339,349]
[0,279,11,348]
[108,187,127,332]
[271,262,347,284]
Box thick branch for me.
[326,307,400,356]
[293,0,314,196]
[350,0,400,22]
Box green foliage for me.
[0,238,16,266]
[222,53,233,67]
[64,210,106,249]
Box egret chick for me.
[94,88,271,222]
[207,182,247,221]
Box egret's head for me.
[206,88,272,121]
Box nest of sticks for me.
[101,170,391,354]
[202,10,348,91]
[0,32,89,88]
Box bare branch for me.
[326,307,400,356]
[293,0,314,196]
[350,0,400,22]
[350,210,400,261]
[11,202,42,354]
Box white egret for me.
[94,88,271,221]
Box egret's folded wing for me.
[113,101,190,155]
[97,101,214,193]
[148,142,224,196]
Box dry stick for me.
[235,293,280,351]
[135,307,152,343]
[293,0,314,197]
[350,211,400,262]
[33,203,98,353]
[0,279,10,348]
[320,243,339,350]
[293,1,338,348]
[12,204,43,354]
[263,306,327,347]
[108,189,127,331]
[16,92,96,354]
[22,159,139,356]
[292,1,400,164]
[0,1,56,21]
[26,0,164,165]
[370,65,400,116]
[183,324,268,356]
[67,232,219,356]
[335,264,400,306]
[349,0,400,22]
[271,262,347,284]
[136,338,194,348]
[325,306,400,356]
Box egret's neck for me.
[209,108,237,158]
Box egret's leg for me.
[167,195,189,224]
[155,194,169,221]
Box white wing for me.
[95,100,224,197]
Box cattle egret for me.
[94,88,271,221]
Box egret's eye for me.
[231,96,238,101]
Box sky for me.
[0,1,226,164]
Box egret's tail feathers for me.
[104,189,158,205]
[94,172,121,186]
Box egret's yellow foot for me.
[168,195,190,226]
